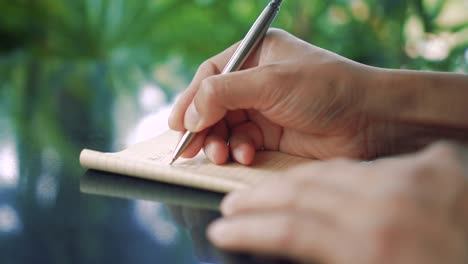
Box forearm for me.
[363,68,468,130]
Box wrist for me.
[362,68,468,129]
[357,68,468,156]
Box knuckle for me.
[266,28,287,39]
[420,141,466,185]
[405,142,462,187]
[405,162,434,186]
[421,141,459,164]
[200,76,231,102]
[198,60,219,75]
[274,215,298,250]
[262,28,289,51]
[200,77,216,94]
[389,192,413,209]
[280,183,303,209]
[198,78,219,104]
[427,140,457,154]
[366,220,405,263]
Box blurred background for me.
[0,0,467,263]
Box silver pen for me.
[170,0,283,165]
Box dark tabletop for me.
[0,66,296,264]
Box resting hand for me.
[208,142,468,264]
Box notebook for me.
[79,130,311,193]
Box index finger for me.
[168,41,241,131]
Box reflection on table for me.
[80,170,298,264]
[80,169,224,210]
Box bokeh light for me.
[126,104,173,146]
[139,83,167,113]
[0,143,18,188]
[133,200,179,246]
[35,172,58,208]
[0,205,21,234]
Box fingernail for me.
[184,103,201,131]
[233,147,246,165]
[208,220,232,244]
[168,112,177,129]
[205,143,219,164]
[221,192,241,216]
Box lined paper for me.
[80,130,311,193]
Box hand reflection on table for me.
[80,170,296,264]
[165,205,221,262]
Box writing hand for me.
[168,28,468,165]
[169,29,377,164]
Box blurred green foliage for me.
[1,0,466,142]
[1,0,467,68]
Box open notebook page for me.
[80,130,311,193]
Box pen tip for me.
[169,158,175,165]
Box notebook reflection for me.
[80,169,224,210]
[80,169,225,262]
[80,170,297,264]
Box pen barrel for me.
[171,131,197,162]
[221,1,281,74]
[169,0,282,164]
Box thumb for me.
[184,64,283,132]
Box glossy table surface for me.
[0,72,295,264]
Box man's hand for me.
[168,28,468,165]
[207,142,468,264]
[169,28,378,165]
